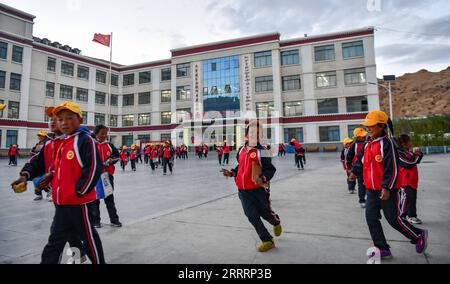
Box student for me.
[89,125,122,228]
[136,145,143,164]
[346,128,368,207]
[129,144,137,171]
[341,137,356,194]
[217,143,224,166]
[349,110,428,260]
[278,143,285,157]
[31,130,52,201]
[12,101,105,264]
[8,145,18,166]
[290,139,305,170]
[222,120,281,253]
[203,144,208,158]
[144,143,151,165]
[120,146,128,171]
[149,146,158,171]
[397,134,424,224]
[223,141,230,165]
[30,130,49,156]
[162,141,173,175]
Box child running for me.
[349,110,428,260]
[222,120,281,253]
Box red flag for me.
[92,33,111,47]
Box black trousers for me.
[347,172,356,192]
[403,187,418,218]
[357,175,367,203]
[218,155,222,165]
[149,159,156,171]
[144,154,149,164]
[239,189,281,242]
[41,204,105,264]
[130,159,136,171]
[163,158,173,173]
[120,161,126,170]
[9,155,17,165]
[223,153,230,165]
[365,189,422,250]
[295,155,304,169]
[88,175,119,224]
[137,155,142,163]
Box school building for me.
[0,3,380,150]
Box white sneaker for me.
[408,217,423,224]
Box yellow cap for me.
[52,101,83,118]
[343,137,354,145]
[37,130,49,137]
[353,128,368,138]
[131,144,136,149]
[46,106,56,117]
[0,103,6,111]
[361,110,389,127]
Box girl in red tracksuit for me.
[397,134,424,224]
[222,120,281,253]
[350,110,427,260]
[120,146,128,171]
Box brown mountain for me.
[378,67,450,118]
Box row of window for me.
[0,41,23,63]
[0,70,22,91]
[284,124,362,143]
[0,99,20,119]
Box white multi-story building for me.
[0,3,379,150]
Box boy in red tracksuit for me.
[162,142,173,175]
[397,134,424,224]
[349,110,427,260]
[150,146,158,171]
[129,145,137,171]
[223,141,230,165]
[89,124,122,228]
[290,139,305,170]
[341,137,356,194]
[144,143,151,165]
[8,145,18,166]
[222,120,281,253]
[217,144,224,165]
[120,146,128,171]
[346,128,368,207]
[12,101,104,264]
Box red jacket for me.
[223,145,230,154]
[8,147,18,156]
[217,146,223,156]
[150,148,158,159]
[163,147,172,159]
[144,147,151,155]
[97,142,119,176]
[51,129,102,205]
[340,148,350,171]
[120,150,128,163]
[232,145,276,191]
[130,150,136,160]
[397,149,423,189]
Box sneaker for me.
[367,248,393,259]
[111,221,122,227]
[274,224,282,237]
[360,202,366,208]
[408,217,423,224]
[92,223,102,229]
[33,196,43,201]
[416,229,428,254]
[257,241,275,252]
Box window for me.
[282,75,301,91]
[46,82,55,97]
[77,65,89,80]
[255,76,273,93]
[284,128,304,143]
[316,71,337,88]
[343,40,364,58]
[346,96,368,113]
[176,86,191,101]
[123,73,135,86]
[161,68,171,81]
[0,70,5,88]
[82,111,88,124]
[123,94,134,106]
[111,74,118,86]
[61,61,74,76]
[254,51,272,67]
[138,113,151,126]
[315,45,335,61]
[76,88,88,102]
[344,68,366,85]
[95,92,106,105]
[6,130,18,147]
[110,115,118,127]
[319,126,340,142]
[94,113,105,125]
[177,108,191,123]
[0,99,4,117]
[176,63,190,77]
[139,71,151,84]
[138,134,151,142]
[10,73,21,91]
[161,90,171,103]
[161,111,171,124]
[47,57,56,72]
[138,92,151,105]
[12,46,23,63]
[347,125,360,138]
[0,41,7,59]
[281,50,299,66]
[111,94,118,106]
[161,133,171,141]
[318,98,339,114]
[8,101,20,119]
[284,101,303,117]
[96,70,107,84]
[122,115,134,126]
[60,85,73,99]
[256,102,274,118]
[122,135,133,147]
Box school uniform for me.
[346,141,367,202]
[341,147,356,192]
[223,145,230,165]
[398,149,423,218]
[217,146,224,165]
[162,147,173,174]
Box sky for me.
[3,0,450,77]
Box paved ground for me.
[1,152,449,264]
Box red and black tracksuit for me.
[341,147,356,193]
[398,149,423,219]
[120,150,128,170]
[130,149,137,171]
[21,128,104,264]
[144,146,151,164]
[231,144,280,242]
[278,144,285,157]
[150,148,158,171]
[346,141,367,203]
[352,134,423,251]
[163,147,174,174]
[293,142,305,169]
[88,141,120,226]
[8,146,18,165]
[223,145,230,165]
[217,146,224,165]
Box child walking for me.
[349,110,428,260]
[120,146,128,171]
[341,137,356,194]
[346,128,368,207]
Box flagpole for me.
[108,32,113,140]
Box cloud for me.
[377,43,450,64]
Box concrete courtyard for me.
[1,152,449,264]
